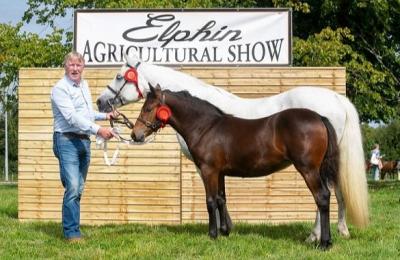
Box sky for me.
[0,0,73,35]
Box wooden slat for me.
[19,187,180,197]
[18,179,179,188]
[19,172,180,182]
[19,195,180,205]
[19,149,180,158]
[19,211,180,221]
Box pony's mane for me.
[165,90,227,116]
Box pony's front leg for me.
[201,167,219,239]
[206,195,218,239]
[217,174,232,236]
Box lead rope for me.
[96,127,121,166]
[96,125,158,166]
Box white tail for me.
[338,95,369,227]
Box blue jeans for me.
[53,132,91,239]
[371,165,380,181]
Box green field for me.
[0,182,399,259]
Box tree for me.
[293,27,395,122]
[22,0,399,123]
[0,23,69,178]
[276,0,400,123]
[15,1,399,121]
[0,23,68,94]
[362,120,400,162]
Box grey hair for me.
[63,51,85,68]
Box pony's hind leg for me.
[306,211,321,243]
[217,174,233,236]
[298,167,332,250]
[308,175,332,249]
[335,185,350,238]
[316,182,332,250]
[306,185,349,243]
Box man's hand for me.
[97,127,117,140]
[106,111,120,120]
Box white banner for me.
[74,9,292,66]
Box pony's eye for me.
[116,74,123,80]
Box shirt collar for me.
[64,75,81,88]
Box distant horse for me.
[96,53,369,241]
[380,160,400,179]
[366,160,399,180]
[131,84,360,249]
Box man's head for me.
[64,51,85,84]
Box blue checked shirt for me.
[51,75,106,136]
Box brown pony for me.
[132,85,340,250]
[366,160,400,179]
[380,160,400,179]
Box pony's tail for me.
[337,95,369,228]
[320,117,339,188]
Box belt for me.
[61,132,90,140]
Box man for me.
[51,51,117,242]
[370,143,382,181]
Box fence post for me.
[4,87,8,182]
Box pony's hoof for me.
[226,216,233,230]
[209,231,218,239]
[220,227,230,236]
[318,240,332,251]
[337,222,350,238]
[337,228,350,239]
[305,233,319,243]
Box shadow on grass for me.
[0,206,18,219]
[29,222,64,240]
[0,184,18,219]
[235,222,311,241]
[162,221,312,243]
[368,180,400,190]
[27,218,318,249]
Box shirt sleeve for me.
[51,86,101,135]
[95,111,107,121]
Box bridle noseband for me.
[136,93,171,131]
[107,61,142,132]
[136,117,163,131]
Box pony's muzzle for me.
[131,130,144,143]
[96,98,113,112]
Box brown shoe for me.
[66,237,84,243]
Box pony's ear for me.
[123,52,129,62]
[154,84,162,98]
[124,50,141,66]
[148,83,156,96]
[124,53,134,67]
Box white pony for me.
[96,53,369,242]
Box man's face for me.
[65,57,84,84]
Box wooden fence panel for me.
[18,67,344,225]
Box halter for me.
[107,61,142,108]
[99,61,157,166]
[136,93,171,130]
[107,61,142,130]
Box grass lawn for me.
[0,182,399,259]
